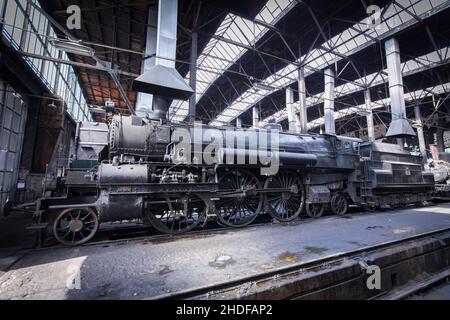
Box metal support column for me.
[135,6,157,118]
[236,118,242,129]
[298,66,308,133]
[414,104,427,161]
[286,87,299,133]
[324,68,335,135]
[53,50,63,94]
[0,0,7,35]
[189,31,198,124]
[20,1,32,49]
[365,89,375,142]
[252,106,259,127]
[437,116,446,152]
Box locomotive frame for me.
[5,115,435,246]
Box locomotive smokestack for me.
[132,0,193,120]
[384,38,415,138]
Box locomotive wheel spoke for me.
[216,169,263,227]
[306,203,325,218]
[265,171,304,222]
[331,192,348,216]
[53,207,99,246]
[146,193,207,235]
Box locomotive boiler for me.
[5,113,435,246]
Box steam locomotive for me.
[6,114,435,246]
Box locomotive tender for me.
[8,114,435,246]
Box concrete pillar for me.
[364,90,375,142]
[236,118,242,129]
[136,6,157,118]
[324,68,335,135]
[286,87,299,133]
[414,104,427,161]
[189,31,198,124]
[297,66,308,133]
[384,38,415,138]
[252,106,259,127]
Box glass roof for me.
[307,81,450,130]
[168,0,296,122]
[259,45,450,126]
[209,0,449,127]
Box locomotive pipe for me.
[278,152,318,165]
[218,148,317,166]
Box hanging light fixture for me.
[50,38,95,57]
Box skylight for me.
[209,0,449,127]
[259,45,450,126]
[168,0,296,123]
[307,82,450,131]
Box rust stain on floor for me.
[278,252,299,263]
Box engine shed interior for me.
[0,0,450,302]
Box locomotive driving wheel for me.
[146,193,207,235]
[215,169,263,227]
[305,203,325,218]
[265,171,305,222]
[331,192,348,215]
[53,207,99,246]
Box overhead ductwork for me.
[132,0,193,120]
[133,65,193,100]
[384,38,416,138]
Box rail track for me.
[37,202,435,249]
[36,213,275,250]
[148,227,450,300]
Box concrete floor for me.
[0,213,35,279]
[1,204,450,300]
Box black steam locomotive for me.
[7,114,435,245]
